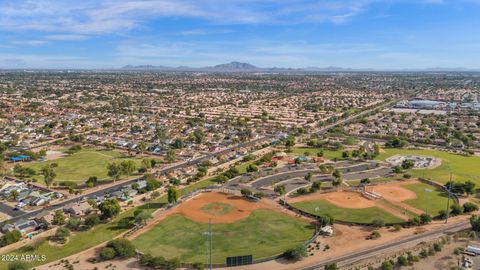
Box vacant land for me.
[22,148,144,184]
[133,209,313,263]
[377,148,480,184]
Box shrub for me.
[8,262,29,270]
[397,255,408,266]
[100,247,116,260]
[450,204,464,216]
[433,243,442,252]
[106,238,136,258]
[381,260,394,270]
[372,219,385,228]
[283,245,307,261]
[463,202,479,213]
[85,215,101,228]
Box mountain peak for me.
[211,61,258,70]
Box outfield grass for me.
[376,148,480,184]
[290,147,343,160]
[133,209,313,264]
[0,177,219,270]
[291,200,404,224]
[22,148,145,184]
[403,182,450,216]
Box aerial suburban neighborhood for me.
[1,1,480,270]
[0,70,480,270]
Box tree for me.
[285,136,295,148]
[166,149,176,163]
[393,166,403,174]
[401,159,415,170]
[53,227,70,243]
[372,219,385,228]
[283,245,307,261]
[310,181,322,192]
[419,213,432,224]
[107,162,122,182]
[246,164,258,173]
[324,263,338,270]
[241,188,253,197]
[274,184,286,196]
[67,217,81,231]
[360,178,370,185]
[84,215,101,228]
[8,262,29,270]
[155,126,168,142]
[134,210,153,226]
[86,176,98,187]
[215,174,228,184]
[167,186,178,204]
[304,172,312,182]
[464,180,476,195]
[106,238,136,258]
[8,190,19,201]
[41,164,57,188]
[100,247,117,260]
[146,179,161,191]
[120,160,137,178]
[317,214,334,226]
[450,204,463,216]
[137,141,147,156]
[52,209,66,225]
[381,261,394,270]
[99,198,121,219]
[470,215,480,232]
[464,202,479,213]
[0,230,22,247]
[332,169,341,180]
[397,255,408,266]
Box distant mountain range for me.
[120,62,480,73]
[120,62,376,72]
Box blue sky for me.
[0,0,479,69]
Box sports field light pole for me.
[445,173,452,224]
[209,218,213,270]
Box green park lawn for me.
[291,200,403,225]
[22,148,144,184]
[403,182,450,216]
[133,209,313,263]
[291,147,343,160]
[376,148,480,184]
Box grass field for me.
[0,176,219,270]
[291,200,404,224]
[291,147,343,160]
[403,182,450,216]
[376,148,480,184]
[133,209,313,263]
[22,148,144,184]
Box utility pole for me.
[209,218,212,270]
[445,173,452,224]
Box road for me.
[299,221,471,270]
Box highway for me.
[299,221,471,270]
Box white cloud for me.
[45,34,90,41]
[0,0,383,35]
